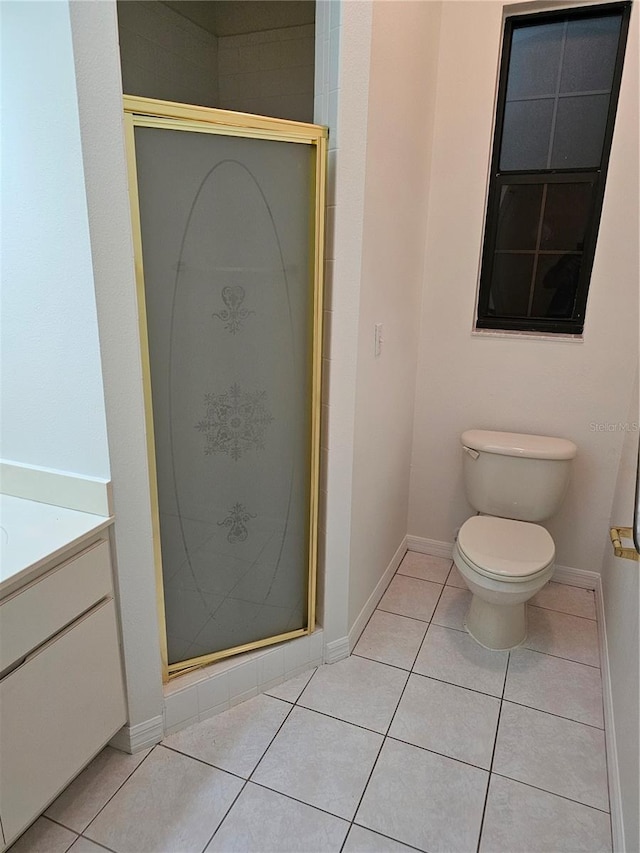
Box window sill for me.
[471,327,584,343]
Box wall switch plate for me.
[374,323,383,357]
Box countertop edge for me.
[0,515,115,601]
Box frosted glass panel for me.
[133,127,314,665]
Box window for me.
[476,3,631,335]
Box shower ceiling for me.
[162,0,315,37]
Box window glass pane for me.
[489,254,534,316]
[560,15,622,94]
[507,22,564,99]
[551,94,609,168]
[541,183,593,251]
[531,253,582,318]
[495,184,543,250]
[500,99,554,170]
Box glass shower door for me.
[124,99,326,680]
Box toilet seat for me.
[457,515,554,582]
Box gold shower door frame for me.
[123,96,327,682]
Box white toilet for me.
[453,429,577,650]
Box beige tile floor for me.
[12,553,611,853]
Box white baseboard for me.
[110,715,164,754]
[347,536,408,653]
[595,575,624,853]
[324,636,350,664]
[406,535,453,559]
[552,564,599,590]
[0,460,112,517]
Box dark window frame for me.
[476,2,631,335]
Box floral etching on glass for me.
[218,503,257,543]
[212,285,253,334]
[195,383,273,460]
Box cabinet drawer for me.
[0,598,126,845]
[0,539,112,672]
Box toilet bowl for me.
[453,515,555,649]
[456,429,577,651]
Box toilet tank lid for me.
[461,430,577,460]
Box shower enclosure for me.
[124,96,326,681]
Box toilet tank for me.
[461,430,577,522]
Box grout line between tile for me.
[376,606,435,624]
[351,649,413,673]
[546,579,598,592]
[290,702,392,737]
[409,582,449,671]
[476,649,510,853]
[42,815,80,836]
[77,835,117,853]
[521,644,601,669]
[502,697,605,730]
[339,568,452,852]
[444,562,456,582]
[39,818,79,853]
[62,834,79,853]
[490,771,611,815]
[203,698,300,852]
[384,734,493,775]
[528,602,597,622]
[74,745,157,841]
[199,778,249,853]
[293,666,320,705]
[340,734,387,850]
[351,559,411,656]
[263,693,295,706]
[246,778,352,826]
[246,696,298,782]
[348,823,426,852]
[388,575,447,591]
[431,619,469,634]
[264,666,319,705]
[409,669,504,701]
[397,568,452,585]
[159,743,249,781]
[353,565,448,672]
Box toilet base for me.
[464,595,527,651]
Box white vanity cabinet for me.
[0,534,127,849]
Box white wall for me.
[601,374,639,853]
[218,24,315,123]
[348,0,442,627]
[409,0,639,575]
[116,1,218,108]
[317,0,443,641]
[70,1,164,731]
[314,0,368,652]
[0,1,110,480]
